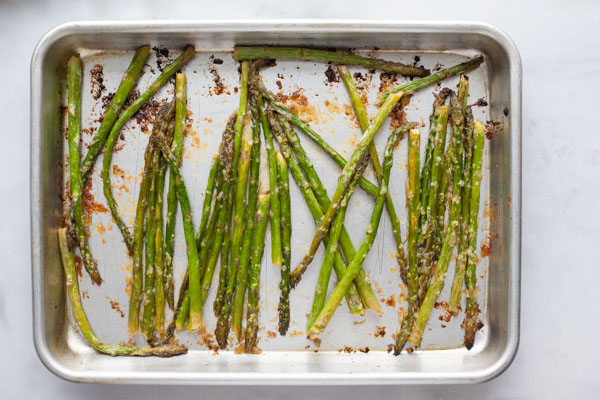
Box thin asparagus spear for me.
[80,46,150,179]
[269,113,363,315]
[464,121,485,350]
[233,46,428,77]
[392,128,421,355]
[307,155,369,332]
[309,123,415,336]
[141,153,158,340]
[416,105,450,304]
[214,62,250,316]
[253,77,378,196]
[150,134,202,330]
[337,64,407,285]
[378,56,483,102]
[244,192,271,352]
[66,56,102,285]
[58,228,187,357]
[102,45,195,252]
[175,117,236,330]
[148,271,188,346]
[449,99,474,315]
[256,95,283,266]
[231,104,262,338]
[164,73,188,309]
[435,141,453,256]
[154,154,169,335]
[276,149,291,335]
[291,90,405,284]
[215,113,252,347]
[418,89,453,237]
[408,82,468,346]
[277,116,379,313]
[194,154,219,248]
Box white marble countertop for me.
[2,0,599,397]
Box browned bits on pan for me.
[209,65,228,95]
[389,95,412,130]
[90,64,105,100]
[485,120,503,139]
[481,234,493,258]
[82,177,108,215]
[108,298,125,318]
[152,46,171,72]
[324,64,339,85]
[374,326,386,337]
[276,80,282,90]
[434,301,452,323]
[378,72,399,93]
[133,98,164,132]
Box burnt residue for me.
[101,92,115,111]
[434,301,453,323]
[503,107,510,116]
[82,177,108,215]
[123,89,139,109]
[389,95,412,130]
[152,46,171,72]
[432,62,444,72]
[324,64,339,85]
[481,234,493,258]
[90,64,105,100]
[133,98,165,132]
[277,73,285,80]
[413,55,421,65]
[374,326,386,338]
[471,98,489,107]
[209,65,228,95]
[275,80,282,90]
[378,72,399,93]
[485,120,504,140]
[210,55,224,65]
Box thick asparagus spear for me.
[233,46,428,77]
[337,64,408,285]
[254,77,378,196]
[464,121,485,350]
[58,228,187,357]
[449,97,474,315]
[215,113,253,347]
[231,104,262,337]
[141,155,158,340]
[408,82,468,346]
[214,61,250,316]
[80,46,150,179]
[257,95,283,266]
[393,128,421,355]
[66,56,102,285]
[244,192,271,352]
[309,123,416,336]
[150,134,202,330]
[379,56,483,102]
[102,46,196,252]
[164,73,188,309]
[269,114,364,315]
[276,149,292,335]
[291,90,405,284]
[277,116,379,313]
[307,155,369,332]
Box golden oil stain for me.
[266,331,277,339]
[290,330,304,337]
[324,99,342,114]
[120,262,132,272]
[94,223,106,235]
[125,274,132,295]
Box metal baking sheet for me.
[31,20,521,385]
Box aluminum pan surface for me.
[31,20,521,385]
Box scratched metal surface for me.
[31,21,520,385]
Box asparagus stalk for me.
[194,154,219,248]
[214,61,250,316]
[276,149,292,335]
[257,95,283,266]
[58,228,187,357]
[233,46,428,77]
[164,73,188,309]
[435,141,454,256]
[141,154,158,340]
[416,105,450,304]
[269,114,364,314]
[449,98,474,315]
[80,46,150,179]
[464,121,485,350]
[150,134,202,330]
[175,116,236,330]
[291,90,405,284]
[215,113,253,347]
[408,82,468,346]
[102,46,196,252]
[392,128,421,354]
[244,192,271,352]
[277,116,379,313]
[253,77,378,196]
[309,123,415,336]
[337,64,408,285]
[231,104,262,337]
[418,89,453,238]
[66,56,102,285]
[307,155,369,332]
[378,56,483,102]
[153,154,169,334]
